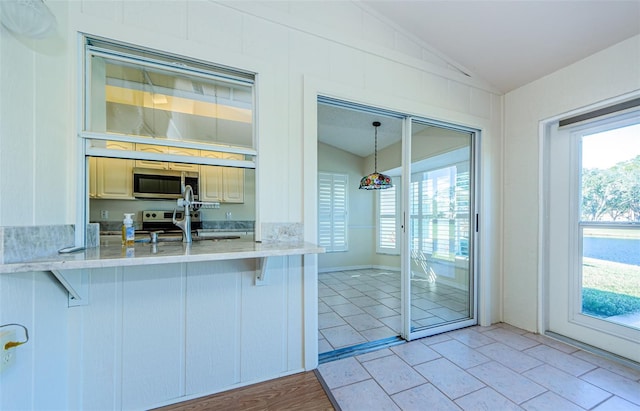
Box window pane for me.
[581,123,640,222]
[88,54,254,148]
[581,227,640,329]
[580,121,640,330]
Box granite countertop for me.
[0,238,324,274]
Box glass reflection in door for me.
[408,120,475,336]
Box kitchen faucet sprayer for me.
[173,185,194,243]
[172,185,219,243]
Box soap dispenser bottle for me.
[122,213,135,246]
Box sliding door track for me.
[318,336,404,364]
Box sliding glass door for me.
[403,119,477,340]
[317,98,478,355]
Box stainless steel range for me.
[141,210,202,232]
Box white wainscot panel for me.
[1,272,68,411]
[240,256,303,381]
[78,267,124,410]
[241,13,289,63]
[73,257,311,410]
[122,1,187,40]
[290,1,363,40]
[422,72,449,108]
[80,0,124,24]
[187,1,242,51]
[120,264,185,409]
[185,260,244,395]
[285,257,304,370]
[33,272,69,409]
[328,44,366,88]
[365,54,423,102]
[362,12,395,50]
[447,79,471,114]
[290,32,331,78]
[470,88,493,120]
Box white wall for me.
[0,1,73,225]
[503,35,640,332]
[0,1,503,409]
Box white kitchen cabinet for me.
[88,157,97,198]
[199,152,223,202]
[135,144,199,172]
[96,157,135,199]
[222,153,244,203]
[199,152,244,203]
[135,144,167,170]
[91,142,135,200]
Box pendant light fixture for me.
[0,0,57,39]
[359,121,393,190]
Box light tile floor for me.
[319,268,470,353]
[318,323,640,411]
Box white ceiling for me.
[361,0,640,93]
[319,1,640,157]
[318,103,404,157]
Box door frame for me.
[538,90,640,362]
[303,75,497,365]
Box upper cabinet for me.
[200,152,244,203]
[91,142,135,200]
[222,153,244,203]
[135,144,199,172]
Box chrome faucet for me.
[173,184,194,243]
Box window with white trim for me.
[83,37,256,165]
[79,37,258,246]
[318,172,348,252]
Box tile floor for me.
[319,268,470,353]
[317,323,640,411]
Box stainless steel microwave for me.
[133,168,199,200]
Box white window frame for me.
[81,37,257,165]
[76,36,258,246]
[572,112,640,326]
[318,172,348,252]
[541,97,640,345]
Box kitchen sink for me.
[134,233,241,243]
[100,231,246,246]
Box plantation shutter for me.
[318,172,348,252]
[409,164,469,259]
[378,185,399,253]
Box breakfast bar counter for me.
[0,238,324,274]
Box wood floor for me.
[153,371,336,411]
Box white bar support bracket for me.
[255,257,268,286]
[50,270,90,307]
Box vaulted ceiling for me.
[361,1,640,93]
[319,1,640,157]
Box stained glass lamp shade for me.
[359,121,393,190]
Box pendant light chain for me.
[374,124,378,172]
